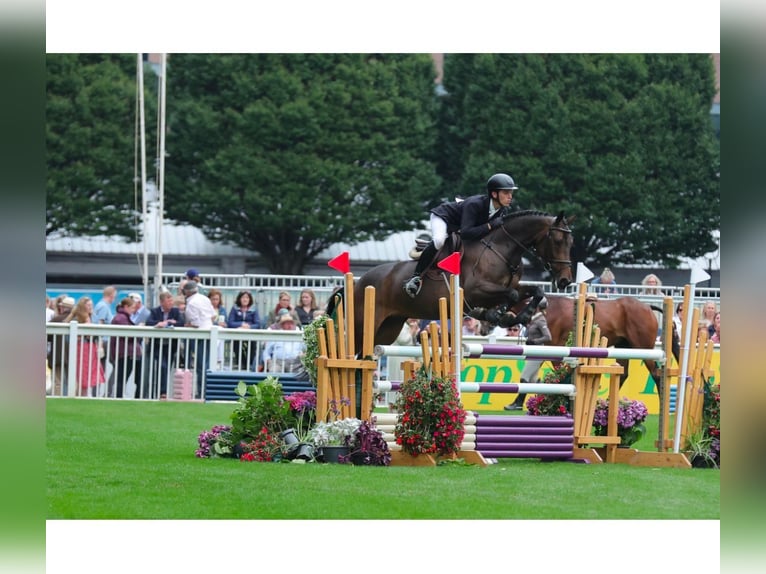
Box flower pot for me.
[287,442,315,461]
[320,445,350,464]
[280,428,300,446]
[350,451,375,466]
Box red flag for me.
[437,252,461,275]
[327,252,350,274]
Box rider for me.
[403,172,519,298]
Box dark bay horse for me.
[541,295,679,390]
[333,210,574,353]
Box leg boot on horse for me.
[403,242,438,298]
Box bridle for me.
[477,216,572,274]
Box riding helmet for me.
[486,173,519,195]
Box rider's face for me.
[494,189,513,207]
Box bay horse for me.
[330,210,574,354]
[541,295,680,392]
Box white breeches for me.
[430,213,448,249]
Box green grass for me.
[46,399,719,520]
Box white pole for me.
[673,266,712,453]
[138,55,149,302]
[154,54,167,306]
[452,275,461,399]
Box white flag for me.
[576,262,595,283]
[690,266,711,285]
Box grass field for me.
[46,398,719,520]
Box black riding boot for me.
[504,379,528,411]
[404,242,437,298]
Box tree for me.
[163,54,442,274]
[436,54,720,269]
[46,54,156,239]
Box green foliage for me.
[164,54,442,273]
[300,312,330,386]
[437,54,720,268]
[46,54,157,239]
[229,378,296,442]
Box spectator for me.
[295,288,319,327]
[710,312,720,344]
[262,314,305,374]
[506,324,525,338]
[641,273,663,295]
[504,299,551,411]
[184,268,208,296]
[173,294,187,324]
[128,292,151,325]
[93,285,117,325]
[46,295,55,322]
[207,288,228,368]
[701,301,718,338]
[47,296,75,395]
[109,297,142,398]
[64,296,106,397]
[672,302,684,337]
[591,267,616,296]
[227,290,261,370]
[93,285,117,382]
[182,280,217,397]
[268,291,300,326]
[462,316,481,337]
[641,274,663,337]
[145,291,183,399]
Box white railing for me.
[46,322,311,401]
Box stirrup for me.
[403,276,422,298]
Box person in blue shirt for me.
[227,290,261,370]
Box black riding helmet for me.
[486,173,519,197]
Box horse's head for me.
[536,211,574,289]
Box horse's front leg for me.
[508,285,546,326]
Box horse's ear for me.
[555,211,564,224]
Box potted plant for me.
[684,429,719,468]
[229,378,296,445]
[591,396,649,447]
[308,417,362,462]
[239,426,284,462]
[280,389,318,461]
[347,419,391,466]
[393,367,466,458]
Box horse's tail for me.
[650,305,680,364]
[325,286,344,319]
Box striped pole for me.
[374,380,575,396]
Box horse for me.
[540,294,680,392]
[329,210,574,354]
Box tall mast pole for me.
[138,54,149,302]
[154,53,167,303]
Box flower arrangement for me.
[525,362,574,416]
[393,367,466,457]
[240,427,283,462]
[346,419,391,466]
[685,381,720,467]
[592,396,649,447]
[308,417,362,447]
[195,424,234,458]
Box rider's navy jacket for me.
[430,194,512,241]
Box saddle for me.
[408,232,433,260]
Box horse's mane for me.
[504,209,553,220]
